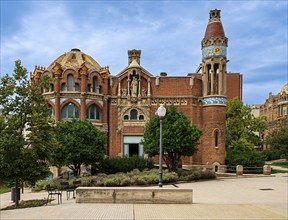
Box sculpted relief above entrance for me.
[118,70,150,104]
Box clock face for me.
[214,47,221,54]
[202,46,226,59]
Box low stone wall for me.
[76,187,193,204]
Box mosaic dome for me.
[47,49,101,71]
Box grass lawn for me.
[0,184,11,194]
[271,169,288,173]
[271,161,288,168]
[1,199,50,210]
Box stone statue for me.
[130,76,138,97]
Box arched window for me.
[214,130,219,147]
[67,75,74,91]
[139,115,144,120]
[92,76,97,93]
[86,104,100,120]
[61,103,79,119]
[130,109,138,120]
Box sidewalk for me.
[267,159,288,171]
[1,173,287,220]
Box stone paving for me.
[0,173,287,220]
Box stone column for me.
[148,79,151,97]
[223,68,227,96]
[138,77,141,98]
[118,80,121,96]
[127,78,131,96]
[219,66,223,95]
[210,69,214,95]
[203,65,207,96]
[54,73,61,121]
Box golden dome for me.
[47,49,101,71]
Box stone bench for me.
[76,187,193,204]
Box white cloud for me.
[1,1,287,105]
[244,80,287,105]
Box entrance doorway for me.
[129,144,139,156]
[123,136,144,157]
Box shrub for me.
[226,148,266,167]
[163,170,178,183]
[134,176,148,185]
[33,167,216,189]
[91,173,107,186]
[120,177,132,186]
[135,169,159,185]
[262,149,283,161]
[32,180,53,192]
[92,156,154,175]
[186,169,202,181]
[177,168,215,182]
[201,170,216,179]
[103,176,121,187]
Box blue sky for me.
[0,0,287,105]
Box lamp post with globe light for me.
[156,104,166,187]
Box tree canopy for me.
[226,97,267,149]
[142,105,202,172]
[0,60,54,205]
[265,120,288,158]
[51,119,106,177]
[225,97,268,167]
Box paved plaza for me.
[0,173,287,220]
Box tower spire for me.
[201,9,228,100]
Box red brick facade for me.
[31,9,242,166]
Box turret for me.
[128,49,141,65]
[202,9,228,101]
[200,9,227,166]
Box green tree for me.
[226,97,267,149]
[266,120,288,158]
[52,119,106,177]
[226,97,268,167]
[0,60,54,206]
[226,139,266,167]
[142,105,202,172]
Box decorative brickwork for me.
[31,9,242,166]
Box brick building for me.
[31,9,242,167]
[259,83,288,145]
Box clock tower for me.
[200,9,228,165]
[202,9,228,98]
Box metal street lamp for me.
[156,104,166,187]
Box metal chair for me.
[60,181,75,200]
[46,184,62,205]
